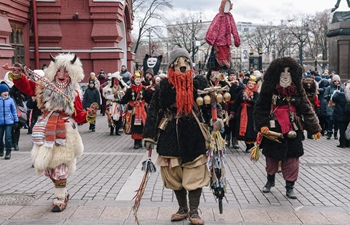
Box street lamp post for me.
[192,21,195,64]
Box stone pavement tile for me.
[41,206,78,220]
[124,219,184,225]
[2,220,64,225]
[10,206,49,220]
[0,206,22,220]
[69,206,105,220]
[127,206,158,220]
[99,206,131,220]
[294,211,330,224]
[157,207,177,220]
[62,220,125,225]
[240,209,272,223]
[212,208,242,222]
[267,210,301,223]
[319,211,350,224]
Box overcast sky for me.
[167,0,341,24]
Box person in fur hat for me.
[142,48,210,225]
[102,71,127,136]
[253,57,321,199]
[2,53,98,212]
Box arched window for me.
[10,27,25,64]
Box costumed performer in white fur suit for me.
[3,53,98,212]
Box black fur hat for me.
[260,57,303,95]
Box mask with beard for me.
[168,56,194,116]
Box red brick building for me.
[0,0,134,82]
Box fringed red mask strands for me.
[168,68,194,116]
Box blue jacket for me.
[0,96,19,125]
[332,91,350,122]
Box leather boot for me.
[225,134,231,148]
[110,127,114,136]
[189,188,204,225]
[171,189,188,221]
[334,131,338,140]
[134,140,142,149]
[115,121,121,136]
[4,150,11,160]
[286,181,297,199]
[0,148,3,157]
[13,143,19,151]
[327,131,332,140]
[245,143,253,153]
[232,137,239,149]
[262,174,275,193]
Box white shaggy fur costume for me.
[9,53,94,212]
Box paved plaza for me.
[0,115,350,225]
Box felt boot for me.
[188,188,204,225]
[171,188,188,221]
[286,181,297,199]
[262,174,275,193]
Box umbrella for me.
[132,147,156,225]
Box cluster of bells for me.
[196,92,231,106]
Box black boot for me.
[245,143,253,153]
[0,148,3,157]
[286,181,297,199]
[115,122,121,136]
[334,131,338,140]
[4,150,11,160]
[225,134,231,148]
[171,189,188,221]
[188,188,204,225]
[326,131,332,139]
[13,143,19,151]
[134,140,142,149]
[262,174,275,193]
[110,127,114,136]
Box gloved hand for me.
[260,126,270,134]
[313,132,322,140]
[13,122,19,130]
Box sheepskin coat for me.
[142,76,209,164]
[13,74,87,175]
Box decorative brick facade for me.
[0,0,134,82]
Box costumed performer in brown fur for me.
[253,57,321,199]
[3,53,97,212]
[142,48,210,225]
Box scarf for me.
[275,83,298,98]
[44,111,68,148]
[239,85,258,136]
[168,68,194,116]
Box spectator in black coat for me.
[83,79,100,132]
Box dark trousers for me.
[337,120,350,147]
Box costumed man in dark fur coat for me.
[119,71,152,149]
[142,48,210,225]
[3,53,98,212]
[302,78,320,139]
[253,57,321,199]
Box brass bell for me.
[196,96,204,106]
[204,95,211,105]
[216,93,223,103]
[223,92,231,102]
[287,130,297,139]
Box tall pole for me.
[192,21,195,64]
[148,29,151,56]
[32,0,39,69]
